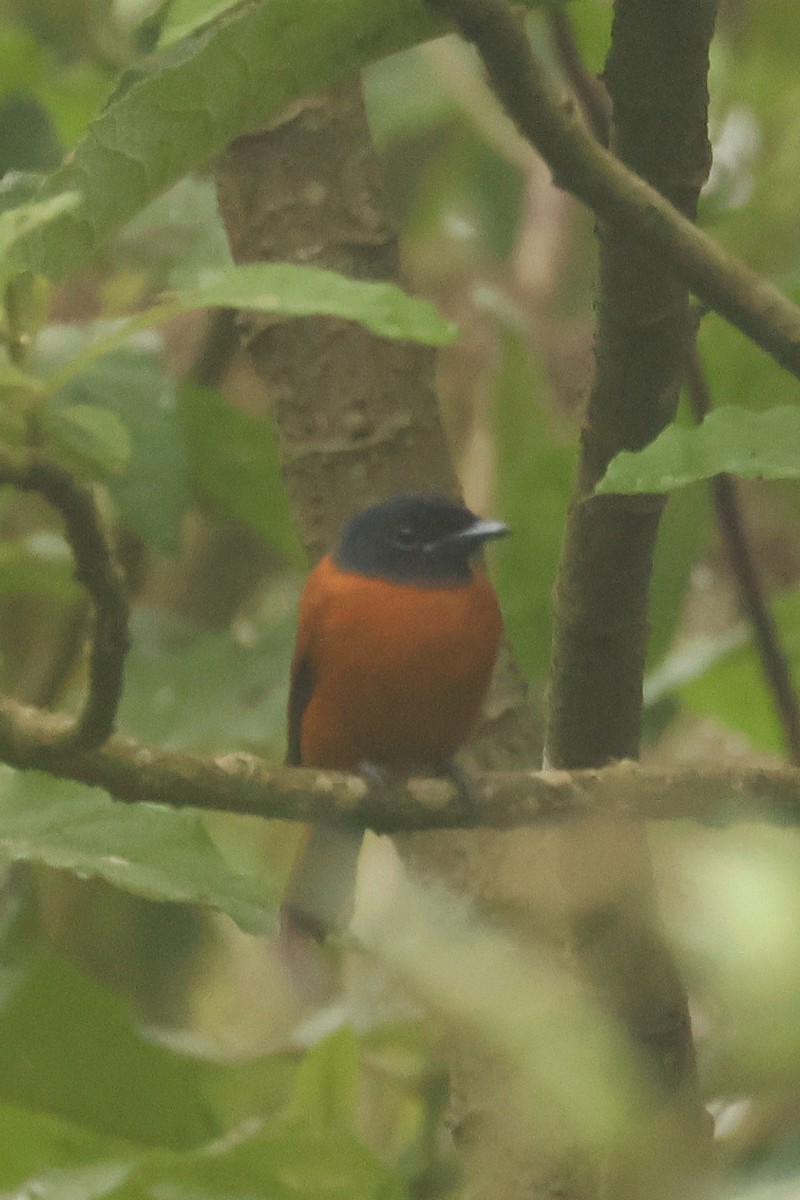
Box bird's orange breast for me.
[295,555,502,771]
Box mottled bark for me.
[215,81,559,1200]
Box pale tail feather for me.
[279,824,363,1002]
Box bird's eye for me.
[392,525,418,550]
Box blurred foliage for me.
[118,601,295,755]
[0,0,796,1197]
[0,955,411,1198]
[157,0,242,47]
[670,587,800,757]
[492,326,575,679]
[178,382,303,564]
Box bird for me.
[281,492,508,983]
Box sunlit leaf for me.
[660,824,800,1092]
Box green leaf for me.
[118,604,295,757]
[681,590,800,756]
[174,263,456,346]
[77,356,185,552]
[646,483,712,668]
[198,1051,299,1135]
[285,1029,360,1131]
[0,769,276,933]
[696,313,798,417]
[597,406,800,495]
[0,538,81,604]
[492,328,576,679]
[39,328,189,552]
[2,1115,410,1200]
[0,976,406,1198]
[0,94,61,174]
[114,175,234,289]
[568,0,613,75]
[0,190,79,286]
[681,635,788,756]
[0,172,45,215]
[23,0,443,280]
[40,402,132,477]
[0,956,216,1149]
[5,270,53,342]
[0,1104,131,1193]
[134,1120,409,1200]
[0,351,46,442]
[178,382,301,562]
[364,42,453,149]
[0,23,110,150]
[0,1023,406,1197]
[649,588,800,756]
[158,0,243,46]
[45,265,455,393]
[41,268,453,429]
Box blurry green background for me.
[0,0,799,1197]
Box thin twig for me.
[684,349,800,764]
[425,0,800,380]
[547,7,611,144]
[0,451,129,760]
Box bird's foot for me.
[442,760,478,805]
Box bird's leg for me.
[442,760,479,806]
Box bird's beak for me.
[430,517,510,554]
[462,517,509,544]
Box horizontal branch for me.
[0,692,798,829]
[425,0,800,380]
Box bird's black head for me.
[335,493,508,585]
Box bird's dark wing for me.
[286,653,316,766]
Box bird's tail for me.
[279,823,363,1002]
